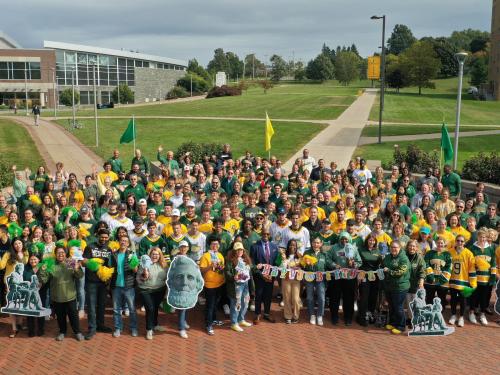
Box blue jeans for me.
[386,290,407,331]
[112,287,137,331]
[178,309,188,331]
[76,268,85,311]
[85,282,107,332]
[229,282,250,325]
[306,280,325,317]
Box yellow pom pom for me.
[300,255,318,267]
[108,241,120,251]
[78,225,91,238]
[96,266,114,282]
[29,194,42,205]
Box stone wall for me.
[133,67,185,103]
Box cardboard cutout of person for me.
[408,288,454,336]
[166,255,204,310]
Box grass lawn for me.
[58,118,327,164]
[360,124,499,137]
[369,77,500,125]
[46,81,364,121]
[0,118,44,170]
[353,134,500,171]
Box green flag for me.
[440,123,453,163]
[120,118,135,144]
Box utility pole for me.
[52,69,57,118]
[71,69,76,127]
[24,61,29,115]
[92,64,98,147]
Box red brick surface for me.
[0,303,498,375]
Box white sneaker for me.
[469,312,478,324]
[112,329,120,338]
[141,306,146,312]
[179,330,188,339]
[354,302,358,312]
[223,304,230,315]
[124,309,130,317]
[249,303,255,312]
[310,314,316,325]
[448,315,457,325]
[231,324,244,332]
[146,330,153,340]
[239,320,252,327]
[457,316,464,327]
[317,316,324,326]
[185,323,190,330]
[279,301,284,307]
[479,313,488,326]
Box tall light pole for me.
[24,61,29,115]
[71,69,76,127]
[371,15,386,144]
[453,52,468,170]
[52,69,57,118]
[92,64,99,148]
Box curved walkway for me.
[358,129,500,146]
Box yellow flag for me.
[265,111,274,151]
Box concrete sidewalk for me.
[283,89,377,170]
[13,116,103,180]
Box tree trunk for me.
[418,86,422,95]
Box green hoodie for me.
[39,262,84,303]
[406,251,426,293]
[302,248,333,272]
[382,250,410,292]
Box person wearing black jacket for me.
[24,253,48,336]
[108,236,138,337]
[82,229,113,340]
[302,207,322,236]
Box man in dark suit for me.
[250,229,278,324]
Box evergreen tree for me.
[387,24,417,55]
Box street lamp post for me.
[371,15,386,144]
[24,61,29,116]
[71,69,76,127]
[453,52,468,170]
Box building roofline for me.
[43,40,187,66]
[0,31,22,48]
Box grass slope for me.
[0,119,44,170]
[59,118,327,165]
[361,124,498,137]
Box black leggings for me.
[141,287,166,331]
[424,285,448,305]
[470,285,492,313]
[53,299,80,335]
[449,289,466,316]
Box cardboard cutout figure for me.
[166,256,204,310]
[408,288,454,336]
[1,264,51,317]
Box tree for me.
[177,73,210,94]
[244,54,265,78]
[225,52,243,80]
[294,61,306,81]
[470,36,489,53]
[469,57,488,87]
[59,88,80,106]
[112,84,134,104]
[358,58,368,80]
[400,41,441,95]
[448,29,490,52]
[258,79,274,94]
[334,51,360,85]
[385,54,410,93]
[269,54,287,82]
[420,37,459,78]
[207,48,229,74]
[188,59,210,81]
[387,24,417,55]
[350,43,360,56]
[305,53,335,82]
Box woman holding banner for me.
[278,239,302,324]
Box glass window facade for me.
[0,61,42,80]
[53,49,186,87]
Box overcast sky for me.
[1,0,492,65]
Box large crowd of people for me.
[0,145,498,341]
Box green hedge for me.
[174,142,224,163]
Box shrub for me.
[206,85,242,99]
[177,73,211,94]
[111,84,134,104]
[388,144,439,173]
[59,88,80,106]
[258,80,274,94]
[462,152,500,184]
[175,142,224,163]
[166,86,189,100]
[237,80,251,93]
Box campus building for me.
[0,33,187,107]
[489,0,500,100]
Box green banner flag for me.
[440,123,453,163]
[120,118,135,144]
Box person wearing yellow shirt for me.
[198,209,214,234]
[303,196,326,221]
[433,219,456,250]
[330,209,347,234]
[434,189,456,220]
[448,214,471,243]
[162,209,187,237]
[220,206,240,237]
[97,162,118,186]
[371,218,392,250]
[199,237,225,336]
[157,204,173,227]
[64,180,85,211]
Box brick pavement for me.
[0,300,498,375]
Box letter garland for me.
[261,264,385,281]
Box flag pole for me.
[133,115,136,152]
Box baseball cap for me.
[186,201,195,207]
[183,166,190,171]
[147,208,157,215]
[80,206,89,214]
[118,203,127,211]
[179,240,189,247]
[346,219,356,226]
[420,227,431,235]
[233,242,244,250]
[133,217,144,224]
[175,183,182,189]
[172,209,181,216]
[277,207,286,214]
[138,198,147,205]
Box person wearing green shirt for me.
[108,149,123,174]
[123,174,147,201]
[206,218,232,257]
[157,147,180,177]
[138,222,168,257]
[29,166,50,193]
[441,164,461,198]
[382,241,410,334]
[131,149,150,176]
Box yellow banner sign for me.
[367,56,381,80]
